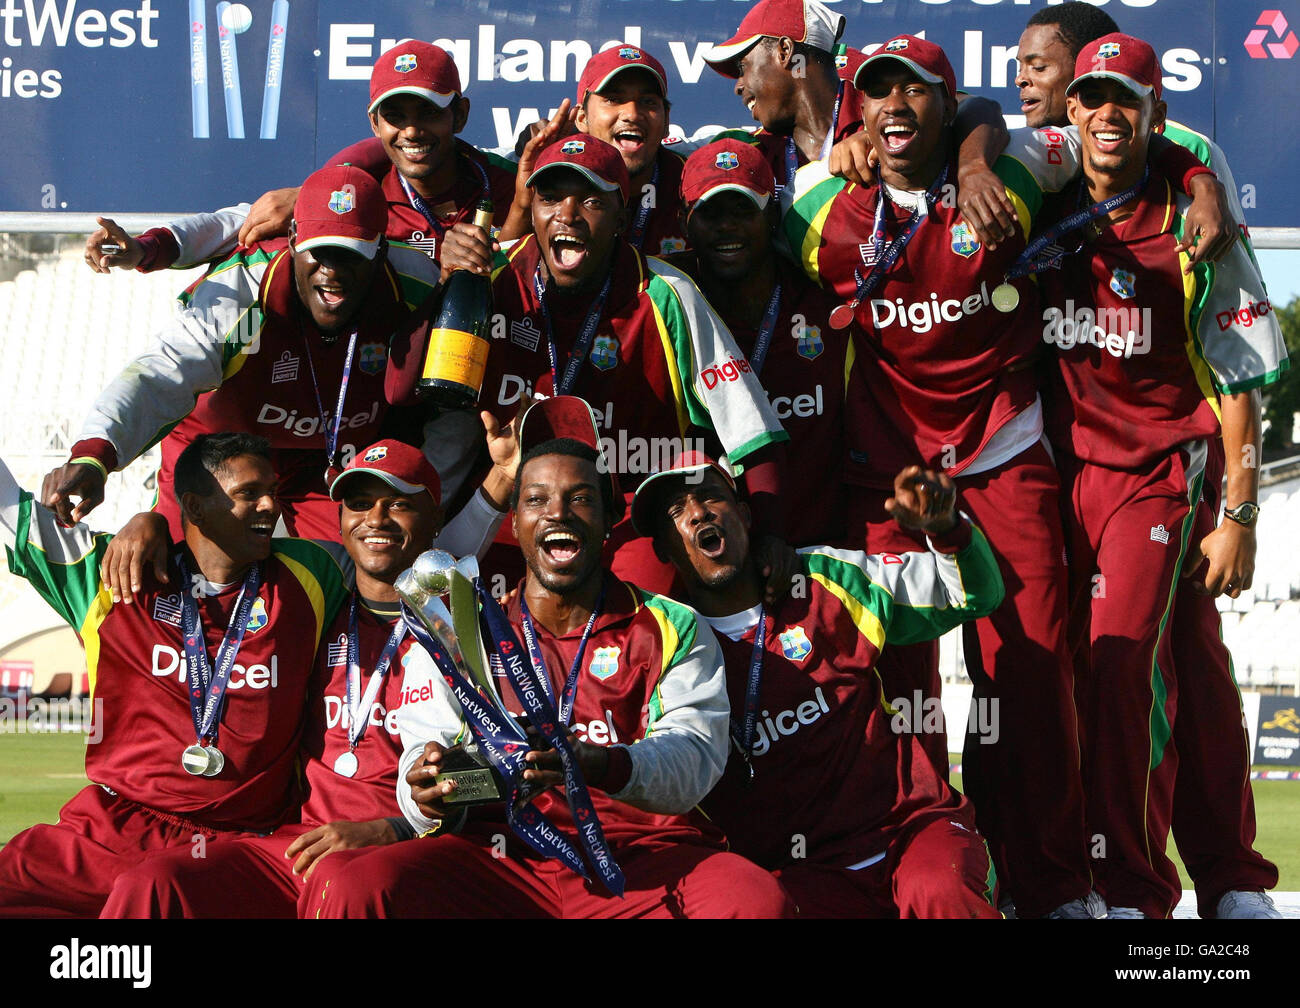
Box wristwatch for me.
[1224,501,1260,527]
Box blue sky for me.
[1258,250,1298,308]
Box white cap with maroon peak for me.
[705,0,846,78]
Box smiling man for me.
[44,165,438,543]
[305,397,793,918]
[1039,34,1287,920]
[431,136,789,595]
[0,433,353,917]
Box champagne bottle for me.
[417,199,494,408]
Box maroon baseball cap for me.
[329,440,442,504]
[631,450,738,537]
[293,164,387,260]
[368,41,462,115]
[517,396,623,521]
[681,140,774,215]
[835,45,867,84]
[1068,33,1162,102]
[526,136,632,205]
[854,35,956,99]
[706,0,846,78]
[577,44,668,104]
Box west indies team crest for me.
[1110,267,1136,299]
[619,47,642,60]
[589,646,621,680]
[796,324,824,360]
[779,626,812,662]
[363,445,388,462]
[950,221,980,258]
[716,150,740,170]
[561,139,586,155]
[246,597,269,634]
[885,39,910,52]
[590,334,620,371]
[328,187,355,215]
[359,342,387,375]
[395,53,418,73]
[1098,41,1121,59]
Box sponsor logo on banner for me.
[589,646,620,680]
[618,47,642,60]
[329,187,356,215]
[715,150,740,170]
[590,334,619,370]
[1098,41,1121,59]
[796,324,824,360]
[153,594,183,627]
[1150,524,1170,544]
[247,597,269,633]
[327,633,348,667]
[395,53,417,72]
[511,316,543,351]
[950,221,980,257]
[358,342,386,375]
[1110,268,1136,299]
[561,139,586,155]
[1255,697,1300,764]
[271,351,299,383]
[1245,12,1297,58]
[779,626,812,662]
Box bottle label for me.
[422,328,489,392]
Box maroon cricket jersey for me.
[1042,176,1228,471]
[636,146,690,257]
[300,599,415,827]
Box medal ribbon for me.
[781,83,843,191]
[398,156,491,239]
[727,605,766,775]
[624,162,659,251]
[343,595,408,752]
[749,285,783,378]
[847,165,950,309]
[177,557,262,747]
[399,601,590,881]
[299,324,358,472]
[476,582,625,896]
[1005,165,1149,281]
[533,264,613,396]
[518,587,605,728]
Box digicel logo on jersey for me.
[324,695,399,737]
[769,384,825,420]
[256,402,379,437]
[870,281,996,334]
[750,686,832,757]
[150,645,279,689]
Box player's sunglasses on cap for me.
[329,439,442,504]
[526,136,632,205]
[577,44,669,104]
[518,396,624,521]
[368,40,463,114]
[631,450,738,537]
[682,140,775,217]
[1068,33,1162,101]
[705,0,846,78]
[854,35,956,99]
[293,164,387,260]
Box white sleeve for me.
[163,205,251,268]
[78,258,265,467]
[1001,125,1082,194]
[394,642,467,834]
[611,616,730,815]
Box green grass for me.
[3,733,1297,893]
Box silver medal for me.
[333,750,359,778]
[991,283,1020,313]
[181,744,212,776]
[202,745,225,777]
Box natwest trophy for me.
[395,549,539,808]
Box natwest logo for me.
[1245,11,1298,59]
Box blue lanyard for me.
[299,325,358,471]
[728,605,766,782]
[625,161,659,251]
[780,82,844,191]
[177,558,262,746]
[343,595,408,752]
[398,155,491,237]
[1006,165,1150,280]
[748,285,783,377]
[533,263,613,396]
[518,588,605,728]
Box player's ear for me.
[287,219,297,252]
[739,498,752,531]
[370,110,382,139]
[777,36,796,70]
[1150,99,1167,133]
[180,491,206,529]
[942,93,958,127]
[453,96,471,134]
[1066,94,1083,128]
